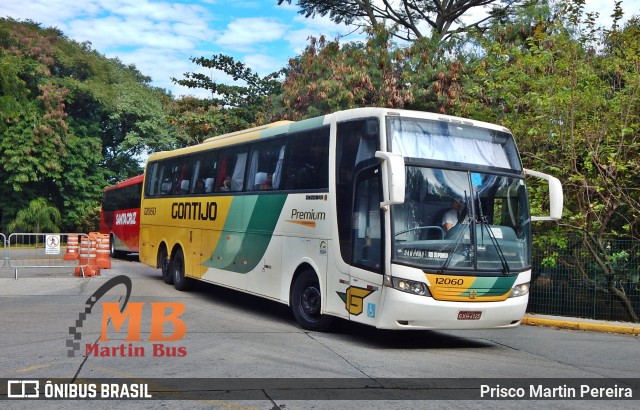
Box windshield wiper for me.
[477,192,510,275]
[439,223,467,273]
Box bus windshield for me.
[392,167,531,273]
[388,116,521,171]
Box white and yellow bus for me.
[140,107,562,331]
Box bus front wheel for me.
[171,248,192,291]
[291,269,333,331]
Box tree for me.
[57,50,177,180]
[279,26,467,119]
[172,54,283,131]
[460,0,640,321]
[0,20,74,227]
[278,0,522,42]
[167,96,252,147]
[0,18,177,230]
[8,198,61,234]
[280,31,413,119]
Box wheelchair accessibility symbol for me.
[367,303,376,318]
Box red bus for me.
[100,174,143,257]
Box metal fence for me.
[528,235,640,323]
[6,233,90,279]
[0,233,6,268]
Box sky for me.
[1,1,637,99]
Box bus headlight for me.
[384,276,431,296]
[509,282,530,298]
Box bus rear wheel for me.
[109,234,123,258]
[291,269,333,331]
[171,248,192,291]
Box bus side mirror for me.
[524,168,563,221]
[375,151,405,207]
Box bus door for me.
[346,164,384,326]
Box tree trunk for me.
[609,284,639,323]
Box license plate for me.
[457,311,482,320]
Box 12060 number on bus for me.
[434,278,465,286]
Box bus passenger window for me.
[145,163,158,197]
[179,179,190,193]
[247,139,284,191]
[217,148,247,192]
[282,127,329,190]
[255,172,272,190]
[192,152,217,194]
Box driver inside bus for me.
[442,198,466,231]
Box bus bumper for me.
[375,287,528,330]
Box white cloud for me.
[243,53,283,75]
[111,46,218,98]
[216,17,288,51]
[67,17,201,51]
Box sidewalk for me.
[523,313,640,335]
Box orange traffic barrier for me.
[96,233,111,269]
[88,232,100,276]
[74,234,99,277]
[63,235,79,261]
[75,235,90,276]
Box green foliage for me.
[280,33,412,119]
[75,205,101,233]
[172,54,282,132]
[462,1,640,241]
[279,28,466,119]
[8,197,61,234]
[0,18,177,231]
[459,0,640,321]
[167,97,251,147]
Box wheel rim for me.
[160,252,168,275]
[301,285,321,318]
[173,257,183,283]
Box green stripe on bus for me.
[203,194,288,273]
[458,276,517,297]
[260,116,326,138]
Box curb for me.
[522,315,640,335]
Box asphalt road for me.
[0,255,638,409]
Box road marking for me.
[15,363,52,373]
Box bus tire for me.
[158,247,172,284]
[172,248,192,291]
[290,269,333,331]
[109,234,123,258]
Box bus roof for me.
[203,121,294,143]
[145,108,512,163]
[104,174,144,192]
